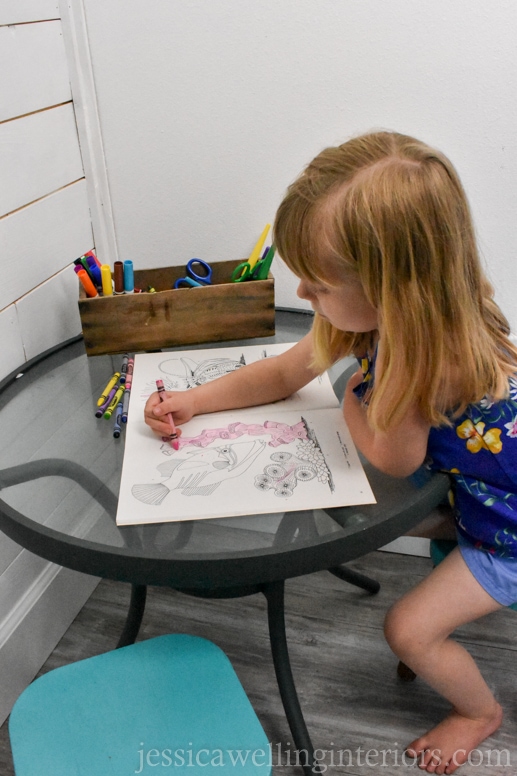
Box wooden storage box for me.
[78,260,275,356]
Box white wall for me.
[0,0,99,724]
[81,0,517,322]
[0,3,92,376]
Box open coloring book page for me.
[127,342,340,416]
[116,344,376,526]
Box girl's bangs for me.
[274,191,331,283]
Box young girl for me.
[145,131,517,774]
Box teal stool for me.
[9,635,271,775]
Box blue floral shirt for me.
[354,353,517,558]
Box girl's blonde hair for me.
[274,130,517,431]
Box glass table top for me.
[0,312,449,586]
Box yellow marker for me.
[246,224,270,270]
[101,264,113,296]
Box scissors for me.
[174,258,213,289]
[231,245,276,283]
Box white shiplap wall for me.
[0,5,92,373]
[0,1,100,723]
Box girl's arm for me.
[343,368,430,478]
[144,332,319,437]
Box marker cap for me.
[124,260,134,294]
[101,264,113,296]
[114,261,124,294]
[77,268,98,297]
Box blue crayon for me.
[113,402,123,438]
[119,353,129,384]
[121,388,130,422]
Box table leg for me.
[116,584,147,648]
[261,580,319,776]
[327,565,380,594]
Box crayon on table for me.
[96,372,121,406]
[121,358,134,422]
[121,388,131,423]
[104,386,125,419]
[113,402,123,438]
[156,379,179,450]
[119,354,129,383]
[95,387,117,418]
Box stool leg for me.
[262,580,320,776]
[116,584,147,648]
[397,660,417,682]
[327,565,380,594]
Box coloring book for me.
[116,343,376,525]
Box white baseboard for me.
[379,536,431,558]
[0,557,99,725]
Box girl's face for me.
[296,256,378,333]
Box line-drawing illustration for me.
[132,440,266,504]
[118,347,375,525]
[131,417,333,505]
[139,351,268,396]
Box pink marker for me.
[156,379,179,450]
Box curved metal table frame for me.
[0,336,450,776]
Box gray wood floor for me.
[1,550,516,775]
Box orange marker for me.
[77,268,98,297]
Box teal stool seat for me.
[9,635,271,775]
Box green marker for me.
[255,245,276,280]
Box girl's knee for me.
[384,597,428,661]
[384,599,411,655]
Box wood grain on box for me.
[78,260,275,355]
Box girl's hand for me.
[144,390,196,437]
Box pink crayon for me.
[125,358,134,389]
[156,379,179,450]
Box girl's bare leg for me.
[384,547,503,774]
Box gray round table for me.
[0,311,449,776]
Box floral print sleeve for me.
[352,350,376,406]
[427,376,517,557]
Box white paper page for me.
[127,343,339,421]
[116,407,375,526]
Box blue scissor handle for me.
[174,276,202,289]
[186,258,212,285]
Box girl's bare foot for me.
[406,703,503,774]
